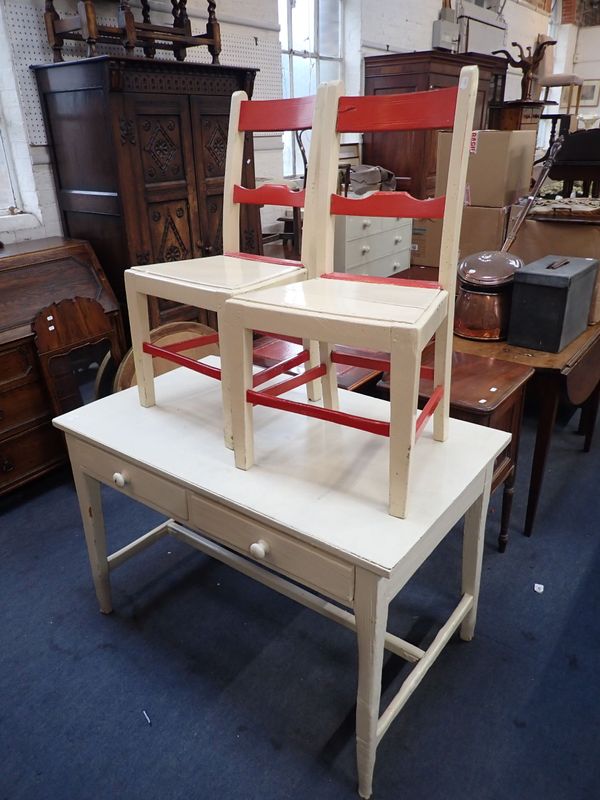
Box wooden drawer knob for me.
[249,539,270,560]
[112,471,128,488]
[1,457,15,473]
[362,219,372,228]
[361,245,371,255]
[394,235,402,244]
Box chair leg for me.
[220,312,255,469]
[318,341,339,410]
[217,311,234,449]
[304,339,323,403]
[124,274,156,407]
[388,333,419,518]
[432,319,452,442]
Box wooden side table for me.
[454,324,600,536]
[377,350,533,551]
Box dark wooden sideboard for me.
[363,51,507,198]
[0,238,124,495]
[32,56,260,325]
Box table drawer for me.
[0,344,37,390]
[73,440,188,521]
[188,492,355,604]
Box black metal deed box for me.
[507,255,598,353]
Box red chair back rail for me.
[233,184,306,208]
[321,272,442,290]
[336,87,458,133]
[238,96,316,132]
[225,252,304,269]
[142,342,222,381]
[330,191,446,220]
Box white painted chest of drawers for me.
[334,215,412,277]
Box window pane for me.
[282,131,295,177]
[292,54,318,96]
[0,129,16,210]
[278,0,289,49]
[318,58,340,84]
[318,0,340,57]
[292,0,315,53]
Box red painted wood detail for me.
[330,191,446,220]
[239,95,316,132]
[331,351,390,372]
[233,184,306,208]
[420,365,435,380]
[225,251,304,268]
[158,333,220,354]
[336,88,458,132]
[252,349,310,388]
[415,385,444,439]
[321,272,442,290]
[260,364,326,397]
[246,390,391,437]
[142,342,222,380]
[254,330,303,346]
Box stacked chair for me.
[125,86,334,447]
[221,66,478,518]
[125,66,478,518]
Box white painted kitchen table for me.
[53,364,510,799]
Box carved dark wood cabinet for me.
[0,237,124,495]
[33,56,259,325]
[363,51,507,199]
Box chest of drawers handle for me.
[394,235,402,244]
[362,219,372,229]
[112,471,128,488]
[361,245,371,255]
[249,539,270,560]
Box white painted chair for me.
[125,82,343,445]
[221,66,479,518]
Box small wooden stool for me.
[377,349,533,551]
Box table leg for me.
[354,569,388,800]
[461,462,493,641]
[581,381,600,453]
[498,465,515,554]
[71,463,112,614]
[525,374,560,537]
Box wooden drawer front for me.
[344,216,384,241]
[379,217,412,235]
[346,250,411,278]
[74,441,188,521]
[344,229,411,270]
[0,422,65,493]
[0,382,49,436]
[188,492,355,604]
[0,345,37,390]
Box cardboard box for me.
[436,130,536,208]
[411,206,509,267]
[508,210,600,323]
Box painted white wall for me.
[573,26,600,121]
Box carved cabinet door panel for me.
[190,95,261,257]
[119,93,203,266]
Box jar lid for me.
[458,251,523,286]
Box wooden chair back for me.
[222,82,344,277]
[310,66,479,298]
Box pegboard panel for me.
[3,1,282,146]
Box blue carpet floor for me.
[1,408,599,800]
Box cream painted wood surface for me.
[222,65,480,519]
[124,81,345,441]
[55,366,507,799]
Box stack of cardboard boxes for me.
[410,129,537,268]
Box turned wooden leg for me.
[44,1,64,63]
[525,375,560,536]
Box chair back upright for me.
[312,65,479,300]
[222,91,317,258]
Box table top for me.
[453,323,600,374]
[54,366,509,577]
